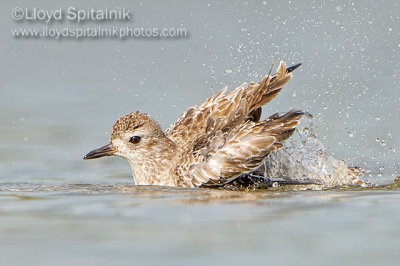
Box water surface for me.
[1,182,400,266]
[1,0,399,265]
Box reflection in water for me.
[1,179,399,205]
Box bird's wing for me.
[165,61,297,149]
[176,110,305,187]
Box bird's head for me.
[83,112,169,163]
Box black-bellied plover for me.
[84,61,309,188]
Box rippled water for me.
[1,182,400,266]
[1,0,400,265]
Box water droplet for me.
[375,116,380,121]
[375,137,380,142]
[379,166,385,170]
[380,140,387,147]
[225,69,233,74]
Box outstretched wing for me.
[177,110,305,187]
[165,61,299,149]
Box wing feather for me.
[167,61,302,187]
[178,110,305,187]
[166,61,294,147]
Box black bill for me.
[83,143,116,160]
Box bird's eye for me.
[129,136,141,144]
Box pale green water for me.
[1,0,400,265]
[1,183,400,266]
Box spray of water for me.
[261,115,368,187]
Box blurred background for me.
[1,0,399,184]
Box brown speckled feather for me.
[85,61,308,188]
[165,61,303,187]
[177,110,304,187]
[166,61,292,146]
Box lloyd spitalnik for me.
[23,7,132,23]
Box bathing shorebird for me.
[84,61,306,189]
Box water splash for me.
[262,115,366,187]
